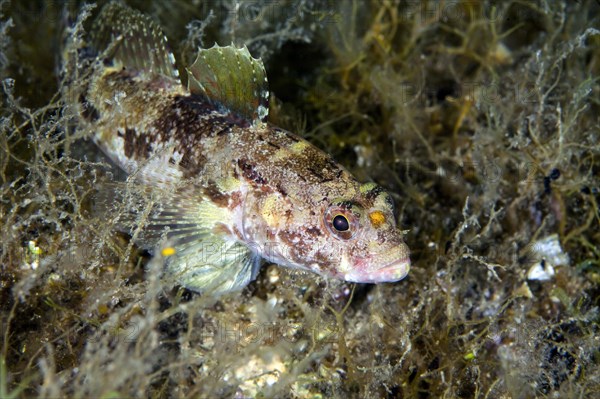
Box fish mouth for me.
[345,256,410,284]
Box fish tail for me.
[91,2,180,80]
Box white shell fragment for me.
[526,234,569,281]
[527,261,555,281]
[531,234,570,266]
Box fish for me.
[65,2,410,295]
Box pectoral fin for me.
[95,175,259,295]
[147,188,261,294]
[161,235,261,295]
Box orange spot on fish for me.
[369,211,386,228]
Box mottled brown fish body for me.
[68,2,410,294]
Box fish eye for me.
[332,214,350,231]
[324,202,361,240]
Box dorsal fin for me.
[91,2,179,80]
[186,44,269,125]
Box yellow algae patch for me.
[360,182,378,194]
[273,140,309,160]
[216,176,241,192]
[368,210,386,228]
[273,147,290,160]
[289,140,309,153]
[100,63,125,76]
[261,194,284,227]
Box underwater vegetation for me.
[1,0,599,397]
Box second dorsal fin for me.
[91,2,179,80]
[186,44,269,125]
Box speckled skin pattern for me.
[75,50,410,285]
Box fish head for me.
[315,182,410,284]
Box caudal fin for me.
[91,2,180,80]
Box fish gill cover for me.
[1,1,599,398]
